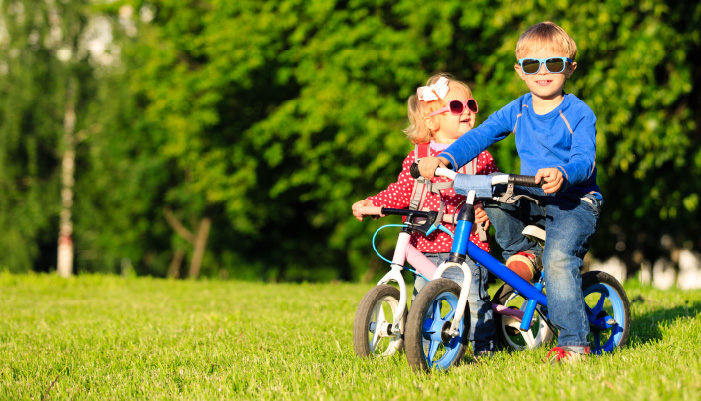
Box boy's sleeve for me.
[441,104,514,171]
[559,112,597,188]
[367,153,415,208]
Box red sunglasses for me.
[428,99,479,117]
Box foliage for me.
[0,0,97,272]
[1,274,701,399]
[1,0,700,279]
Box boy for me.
[418,21,601,362]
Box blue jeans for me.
[483,185,602,348]
[414,252,496,354]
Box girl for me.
[351,73,499,356]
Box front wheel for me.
[353,285,406,358]
[582,271,631,353]
[404,279,468,372]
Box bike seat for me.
[522,225,546,245]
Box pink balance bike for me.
[352,205,453,358]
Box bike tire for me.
[492,283,554,350]
[353,285,406,358]
[404,278,468,372]
[582,270,631,353]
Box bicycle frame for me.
[434,171,549,336]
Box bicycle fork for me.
[376,230,439,335]
[438,192,478,338]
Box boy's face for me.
[515,49,577,101]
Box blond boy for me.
[419,22,601,362]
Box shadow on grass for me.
[627,295,701,345]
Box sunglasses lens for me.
[522,59,540,74]
[467,99,478,113]
[546,58,565,73]
[449,100,464,115]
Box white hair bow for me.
[416,77,450,102]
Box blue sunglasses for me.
[518,57,574,74]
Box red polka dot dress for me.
[367,141,499,253]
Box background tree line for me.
[0,0,699,281]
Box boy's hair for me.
[404,73,473,144]
[515,21,577,60]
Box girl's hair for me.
[515,21,577,60]
[403,73,473,144]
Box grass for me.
[1,272,700,400]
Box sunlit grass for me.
[1,273,700,400]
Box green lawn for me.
[1,273,700,400]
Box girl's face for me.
[430,87,476,144]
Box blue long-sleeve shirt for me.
[441,92,599,194]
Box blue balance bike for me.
[403,165,631,372]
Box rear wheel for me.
[582,271,630,353]
[404,279,468,372]
[493,283,554,350]
[353,285,406,357]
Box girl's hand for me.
[352,199,373,221]
[474,203,491,231]
[535,167,564,194]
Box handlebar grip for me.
[357,205,383,216]
[410,163,421,179]
[509,175,542,187]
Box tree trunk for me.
[188,217,211,279]
[163,207,211,279]
[57,80,76,278]
[167,249,185,278]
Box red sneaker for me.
[544,346,590,364]
[505,251,538,282]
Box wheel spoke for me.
[444,306,455,321]
[593,293,606,314]
[521,329,536,348]
[592,331,601,351]
[370,327,382,352]
[431,299,442,321]
[427,339,440,361]
[377,303,387,326]
[369,302,384,353]
[503,315,521,329]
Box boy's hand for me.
[474,203,491,230]
[351,200,373,221]
[418,156,450,179]
[536,167,564,194]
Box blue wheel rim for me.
[420,291,464,370]
[584,283,626,354]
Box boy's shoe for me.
[505,251,538,282]
[544,346,590,364]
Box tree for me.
[2,0,699,280]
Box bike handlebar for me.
[409,162,542,188]
[358,206,433,218]
[357,205,458,224]
[357,205,442,235]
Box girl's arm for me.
[366,152,415,209]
